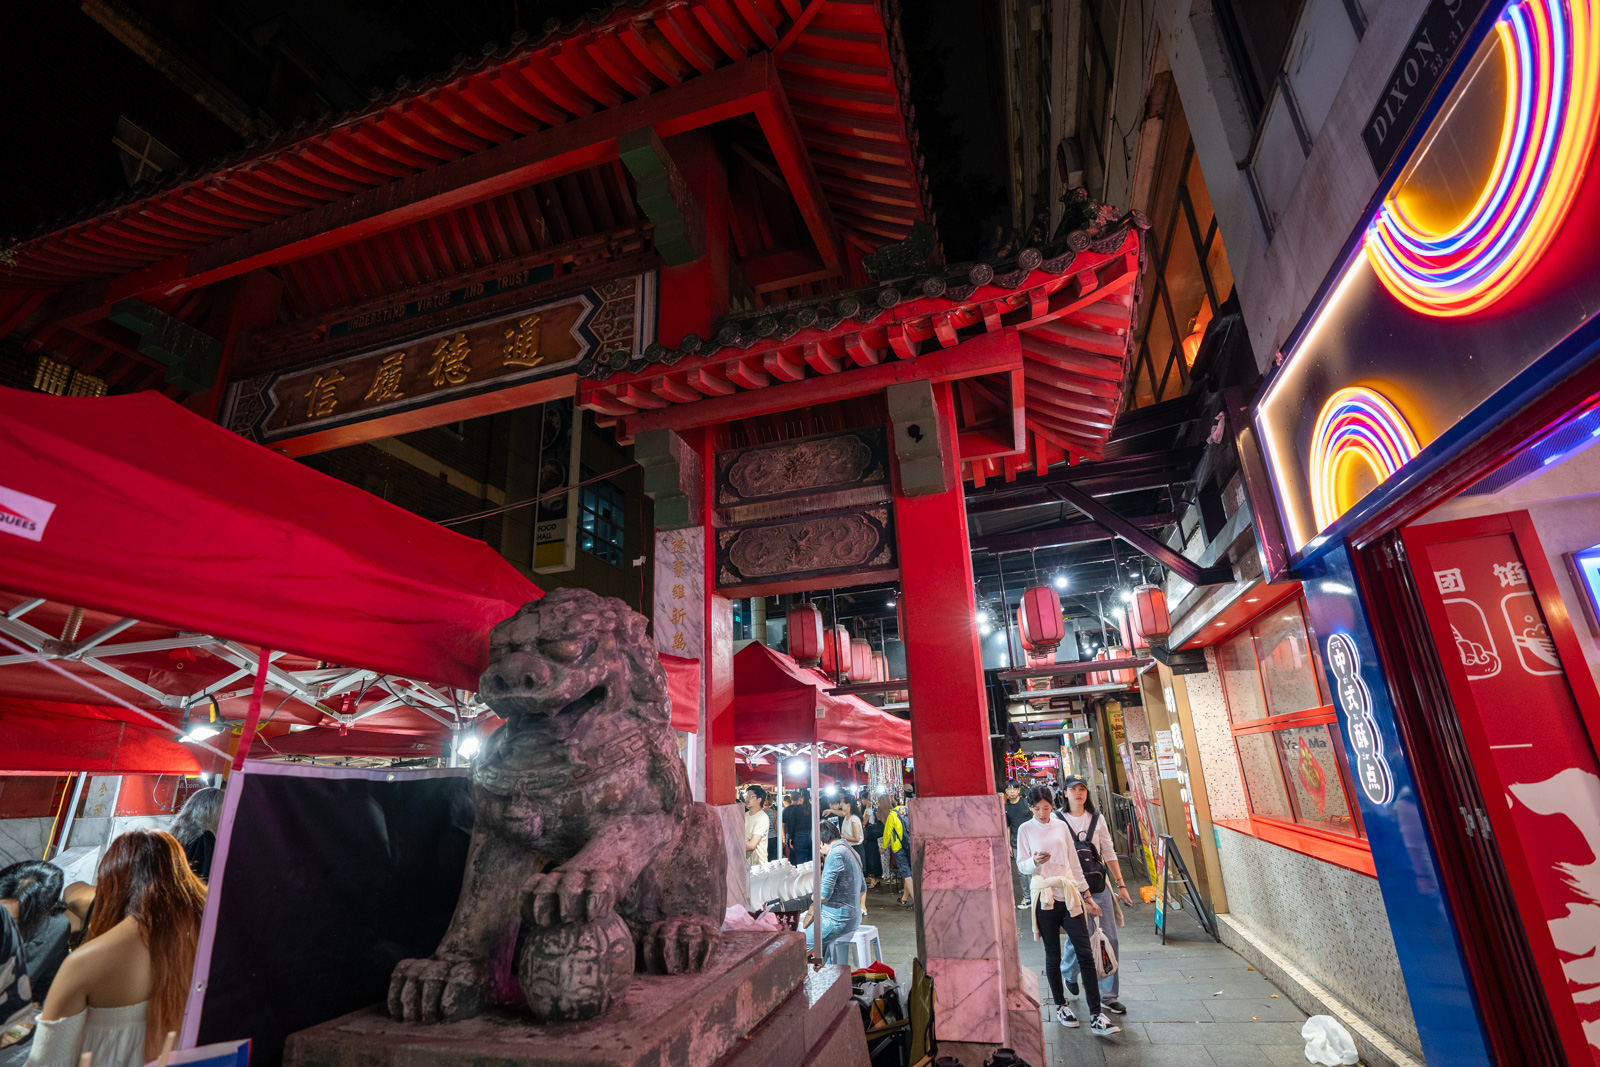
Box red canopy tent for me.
[732,642,911,757]
[0,388,706,768]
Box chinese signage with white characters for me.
[1326,632,1394,806]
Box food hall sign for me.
[1326,633,1394,805]
[225,275,649,446]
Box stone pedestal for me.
[909,795,1044,1067]
[284,931,866,1067]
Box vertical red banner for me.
[1410,523,1600,1064]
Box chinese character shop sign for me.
[225,276,649,446]
[655,528,705,660]
[1326,633,1394,805]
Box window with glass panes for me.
[1127,92,1236,409]
[1219,596,1366,841]
[577,474,626,567]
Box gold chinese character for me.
[669,606,686,626]
[427,333,472,386]
[364,352,406,402]
[671,583,685,600]
[672,559,685,579]
[669,535,687,554]
[303,370,345,418]
[502,314,542,367]
[671,631,686,652]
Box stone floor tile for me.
[1113,999,1216,1023]
[1101,1044,1216,1066]
[1203,1045,1278,1066]
[1203,998,1308,1023]
[1144,1021,1307,1046]
[1259,1043,1316,1066]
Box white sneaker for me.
[1016,901,1030,909]
[1090,1012,1122,1036]
[1056,1004,1078,1028]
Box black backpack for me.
[1070,812,1107,894]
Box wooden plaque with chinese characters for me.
[714,505,897,596]
[225,276,650,446]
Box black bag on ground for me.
[1071,811,1108,894]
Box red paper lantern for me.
[1108,645,1136,686]
[1130,584,1171,647]
[1119,607,1136,650]
[871,651,889,683]
[1090,648,1109,686]
[820,624,851,676]
[849,638,873,683]
[1018,587,1066,656]
[787,603,825,665]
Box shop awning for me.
[732,642,911,756]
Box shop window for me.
[32,355,107,398]
[1127,94,1236,409]
[1221,596,1364,841]
[577,475,626,567]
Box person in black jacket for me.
[782,789,813,864]
[169,785,224,880]
[0,861,68,1005]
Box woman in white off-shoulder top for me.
[29,830,206,1067]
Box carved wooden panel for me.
[714,428,888,511]
[715,506,897,594]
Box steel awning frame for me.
[0,596,486,736]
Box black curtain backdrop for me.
[196,769,473,1067]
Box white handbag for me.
[1088,914,1118,978]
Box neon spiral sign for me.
[1310,386,1420,531]
[1365,0,1600,316]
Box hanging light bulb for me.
[1120,588,1134,602]
[457,735,481,760]
[1054,574,1069,590]
[787,757,806,776]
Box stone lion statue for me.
[388,588,726,1024]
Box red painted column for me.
[657,132,729,349]
[893,382,993,797]
[699,427,738,804]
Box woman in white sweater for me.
[1015,785,1121,1037]
[1058,775,1135,1016]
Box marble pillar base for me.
[908,795,1044,1067]
[712,801,749,912]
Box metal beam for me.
[997,656,1151,681]
[965,448,1202,514]
[69,618,139,656]
[971,510,1181,554]
[1051,482,1233,586]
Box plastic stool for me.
[845,924,882,969]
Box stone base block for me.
[714,964,866,1067]
[284,931,808,1067]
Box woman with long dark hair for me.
[28,830,207,1067]
[0,860,70,1002]
[167,786,224,880]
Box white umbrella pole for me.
[811,742,822,963]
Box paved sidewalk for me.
[861,873,1315,1067]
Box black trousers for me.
[1035,899,1101,1016]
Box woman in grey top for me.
[802,819,863,964]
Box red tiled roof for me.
[1,0,929,291]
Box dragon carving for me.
[388,588,726,1023]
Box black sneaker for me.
[1102,1000,1126,1015]
[1056,1004,1078,1028]
[1065,978,1079,997]
[1089,1012,1121,1036]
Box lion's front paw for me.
[521,868,618,927]
[642,916,720,975]
[387,956,490,1023]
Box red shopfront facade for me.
[1246,0,1600,1062]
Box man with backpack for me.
[881,795,913,909]
[1057,775,1135,1015]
